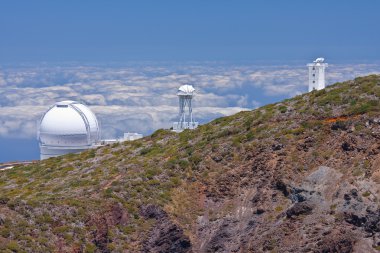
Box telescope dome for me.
[38,101,100,159]
[178,85,195,96]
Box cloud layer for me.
[0,62,378,139]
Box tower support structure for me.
[172,85,198,132]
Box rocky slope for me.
[0,75,380,253]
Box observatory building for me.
[172,84,199,132]
[37,101,100,160]
[307,57,328,92]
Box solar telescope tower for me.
[307,57,328,92]
[173,85,199,132]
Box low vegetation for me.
[0,75,379,252]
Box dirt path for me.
[103,174,122,190]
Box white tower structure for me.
[172,85,199,132]
[307,57,328,92]
[37,101,100,160]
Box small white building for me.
[307,58,328,92]
[123,132,143,141]
[100,133,143,144]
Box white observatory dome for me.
[178,85,195,96]
[38,100,100,160]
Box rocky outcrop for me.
[85,203,130,253]
[316,229,356,253]
[140,205,192,253]
[87,214,110,253]
[345,208,380,234]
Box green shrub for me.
[103,188,113,198]
[278,105,287,113]
[53,225,70,235]
[300,120,322,130]
[151,129,171,139]
[170,177,181,186]
[36,213,54,225]
[189,154,202,166]
[0,227,10,238]
[314,89,327,97]
[317,92,342,106]
[144,168,162,179]
[245,131,255,141]
[85,243,97,253]
[362,191,371,197]
[164,158,179,169]
[87,149,96,158]
[140,145,163,156]
[348,100,379,115]
[121,225,135,235]
[140,147,152,155]
[232,135,244,146]
[178,160,189,168]
[275,206,283,212]
[6,241,21,252]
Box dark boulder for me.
[272,144,284,151]
[255,207,265,215]
[140,204,166,220]
[344,213,367,227]
[212,156,223,162]
[286,202,313,218]
[0,197,9,205]
[331,121,348,131]
[342,141,355,152]
[275,180,291,197]
[274,180,308,203]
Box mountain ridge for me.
[0,75,380,252]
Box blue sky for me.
[1,0,379,62]
[0,1,379,162]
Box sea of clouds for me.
[0,62,379,139]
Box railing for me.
[172,121,199,131]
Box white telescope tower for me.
[307,57,328,92]
[172,84,199,132]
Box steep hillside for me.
[1,75,380,253]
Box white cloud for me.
[0,62,378,139]
[0,72,6,86]
[0,106,45,138]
